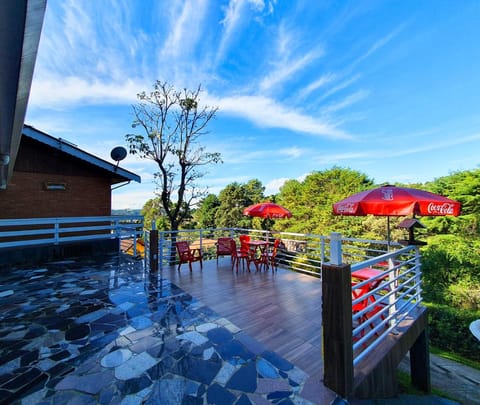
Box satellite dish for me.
[110,146,127,163]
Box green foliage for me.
[276,166,374,235]
[425,302,480,362]
[194,194,220,229]
[423,168,480,236]
[141,197,168,231]
[214,180,265,229]
[421,235,480,307]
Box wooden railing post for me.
[322,232,353,398]
[322,262,354,397]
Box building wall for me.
[0,136,112,218]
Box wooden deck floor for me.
[162,257,337,402]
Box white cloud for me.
[318,74,361,102]
[297,73,336,100]
[161,0,209,61]
[321,90,369,115]
[210,93,352,139]
[315,132,480,165]
[217,0,272,61]
[264,177,289,195]
[29,76,145,109]
[259,23,324,92]
[112,187,156,210]
[278,147,305,159]
[350,22,408,69]
[316,151,369,165]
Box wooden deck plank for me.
[162,257,330,399]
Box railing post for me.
[414,246,422,302]
[149,229,159,272]
[159,231,164,267]
[329,232,342,265]
[54,220,60,245]
[132,220,138,257]
[322,261,354,398]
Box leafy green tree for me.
[424,168,480,236]
[215,180,265,228]
[141,197,168,231]
[276,167,373,235]
[125,81,222,232]
[194,194,220,229]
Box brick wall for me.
[0,171,111,218]
[0,136,113,219]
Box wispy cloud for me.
[316,132,480,165]
[318,74,361,102]
[278,147,305,159]
[349,22,409,70]
[29,77,143,109]
[161,0,209,62]
[216,0,275,64]
[316,151,370,165]
[259,23,324,92]
[383,132,480,158]
[321,90,369,115]
[209,93,352,139]
[297,73,336,100]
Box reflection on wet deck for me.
[0,254,334,404]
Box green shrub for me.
[425,302,480,362]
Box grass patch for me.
[397,370,457,401]
[430,346,480,371]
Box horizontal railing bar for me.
[0,228,54,237]
[0,215,143,250]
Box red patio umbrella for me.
[333,185,461,247]
[243,202,292,219]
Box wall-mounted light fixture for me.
[44,182,66,191]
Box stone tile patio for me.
[0,254,315,404]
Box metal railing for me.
[350,245,422,366]
[150,228,406,276]
[152,228,338,276]
[0,216,144,253]
[142,226,425,397]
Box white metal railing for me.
[152,228,333,275]
[150,228,403,278]
[0,216,144,252]
[349,246,422,366]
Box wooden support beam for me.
[410,327,431,392]
[322,262,354,398]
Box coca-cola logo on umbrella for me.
[427,203,455,215]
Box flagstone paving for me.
[0,255,313,404]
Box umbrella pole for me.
[387,216,391,251]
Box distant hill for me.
[112,209,142,216]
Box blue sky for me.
[26,0,480,209]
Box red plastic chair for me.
[216,237,233,263]
[239,235,250,253]
[230,239,249,272]
[262,239,281,270]
[175,241,203,271]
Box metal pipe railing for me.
[0,215,144,249]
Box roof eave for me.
[22,125,141,184]
[0,0,46,189]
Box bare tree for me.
[126,81,222,232]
